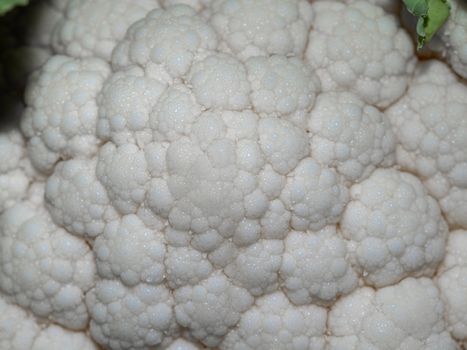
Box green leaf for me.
[403,0,451,49]
[403,0,429,16]
[0,0,28,15]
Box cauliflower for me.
[306,0,416,108]
[387,60,467,229]
[0,0,466,349]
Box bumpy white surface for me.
[221,291,327,350]
[0,296,98,350]
[112,5,218,77]
[437,0,467,79]
[86,280,177,349]
[308,91,395,182]
[324,0,401,13]
[280,226,359,305]
[21,55,110,173]
[306,0,415,108]
[3,0,467,349]
[438,230,467,346]
[246,55,321,125]
[93,214,166,286]
[174,273,254,347]
[387,60,467,229]
[328,278,458,349]
[341,169,448,287]
[45,158,117,238]
[208,0,314,60]
[52,0,159,60]
[0,185,95,330]
[280,158,349,231]
[0,129,32,213]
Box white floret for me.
[436,0,467,79]
[0,129,31,213]
[306,0,416,108]
[437,230,467,346]
[341,168,448,287]
[97,66,167,146]
[21,55,110,173]
[440,230,467,271]
[165,245,213,288]
[208,0,314,60]
[174,272,254,347]
[150,84,202,142]
[280,158,349,231]
[152,110,275,251]
[0,296,98,350]
[0,188,96,330]
[224,239,283,296]
[188,53,251,110]
[308,91,396,183]
[112,5,218,78]
[166,338,202,350]
[322,0,401,14]
[86,280,178,350]
[280,226,358,306]
[93,214,166,286]
[221,291,327,350]
[97,142,150,215]
[52,0,159,60]
[258,117,309,175]
[45,158,117,238]
[328,278,458,350]
[387,60,467,229]
[246,55,320,126]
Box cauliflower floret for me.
[328,278,458,349]
[97,142,150,215]
[224,239,283,296]
[258,117,308,175]
[166,339,202,350]
[387,60,467,229]
[93,214,166,286]
[97,66,168,145]
[435,0,467,79]
[280,158,349,231]
[324,0,401,14]
[0,296,98,350]
[188,53,250,110]
[280,226,358,306]
[112,5,218,78]
[437,230,467,346]
[52,0,159,60]
[246,55,320,127]
[174,272,254,347]
[0,129,32,213]
[341,168,448,287]
[86,280,178,350]
[308,91,396,183]
[0,185,96,330]
[208,0,313,60]
[21,55,111,174]
[221,291,327,350]
[45,158,117,238]
[306,0,415,108]
[165,245,214,289]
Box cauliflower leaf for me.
[0,0,28,15]
[403,0,451,49]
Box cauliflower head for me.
[0,0,466,349]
